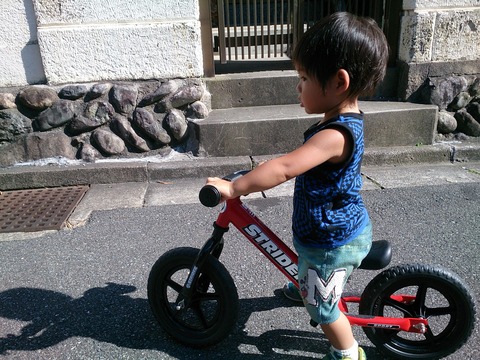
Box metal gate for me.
[214,0,294,62]
[202,1,401,75]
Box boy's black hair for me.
[292,12,389,97]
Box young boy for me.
[206,12,389,360]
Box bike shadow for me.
[0,284,378,358]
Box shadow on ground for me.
[0,284,382,358]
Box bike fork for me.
[175,223,229,310]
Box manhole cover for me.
[0,185,89,233]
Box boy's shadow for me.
[0,284,377,358]
[0,283,161,354]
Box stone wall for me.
[1,2,479,167]
[0,0,202,87]
[398,1,480,100]
[423,76,480,139]
[397,1,480,139]
[0,80,210,167]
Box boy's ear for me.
[335,69,350,93]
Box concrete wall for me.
[400,1,480,63]
[0,0,203,86]
[398,0,480,99]
[0,1,46,86]
[1,1,479,90]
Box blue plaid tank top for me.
[292,113,369,248]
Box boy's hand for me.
[206,177,236,202]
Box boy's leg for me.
[320,312,354,350]
[293,221,372,359]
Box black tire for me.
[147,247,239,348]
[359,264,476,359]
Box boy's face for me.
[295,65,342,119]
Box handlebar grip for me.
[199,185,222,207]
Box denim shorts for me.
[294,220,372,324]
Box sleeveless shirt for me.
[292,113,369,248]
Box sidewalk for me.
[64,160,480,227]
[1,159,479,242]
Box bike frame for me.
[188,196,428,334]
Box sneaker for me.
[358,347,366,360]
[322,347,366,360]
[282,282,303,302]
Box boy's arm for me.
[206,128,351,201]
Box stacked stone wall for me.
[416,75,480,140]
[0,80,210,167]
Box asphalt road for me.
[0,183,479,359]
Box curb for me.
[1,141,479,191]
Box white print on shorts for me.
[303,268,347,306]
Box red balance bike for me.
[148,170,476,359]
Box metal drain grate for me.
[0,185,89,233]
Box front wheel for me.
[359,264,476,360]
[148,247,239,347]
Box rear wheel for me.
[148,247,239,347]
[359,264,476,359]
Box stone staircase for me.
[195,70,438,157]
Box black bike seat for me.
[359,240,392,270]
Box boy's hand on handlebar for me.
[206,177,236,202]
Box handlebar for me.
[199,170,250,207]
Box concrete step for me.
[204,69,399,109]
[205,70,299,109]
[194,101,438,157]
